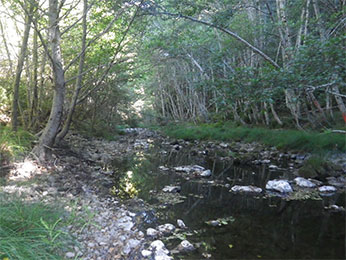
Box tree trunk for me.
[264,102,270,126]
[12,3,34,131]
[29,29,39,128]
[0,19,13,73]
[56,0,88,143]
[33,0,65,161]
[270,103,283,126]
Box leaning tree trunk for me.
[33,0,65,161]
[12,3,34,131]
[56,0,88,143]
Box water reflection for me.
[110,144,345,259]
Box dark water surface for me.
[110,143,345,259]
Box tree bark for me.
[0,19,13,73]
[12,3,34,131]
[56,0,88,143]
[29,29,39,128]
[33,0,66,161]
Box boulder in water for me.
[266,179,293,193]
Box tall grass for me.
[163,123,346,152]
[0,195,72,260]
[0,126,34,163]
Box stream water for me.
[110,141,345,259]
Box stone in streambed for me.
[146,227,159,237]
[162,185,181,193]
[318,185,337,193]
[266,179,293,193]
[200,169,212,177]
[157,223,175,235]
[177,219,186,229]
[294,177,316,188]
[176,240,195,253]
[230,185,262,193]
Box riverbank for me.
[162,123,346,153]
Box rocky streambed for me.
[1,128,345,259]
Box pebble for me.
[65,252,75,258]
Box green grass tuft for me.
[0,194,73,260]
[0,126,35,164]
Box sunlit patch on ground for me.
[8,160,44,181]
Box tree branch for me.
[149,10,281,69]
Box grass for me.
[0,126,35,164]
[0,194,75,260]
[162,123,346,153]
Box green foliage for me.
[163,123,345,153]
[0,195,73,260]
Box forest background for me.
[0,0,345,161]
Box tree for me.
[33,0,66,160]
[12,1,35,131]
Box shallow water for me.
[110,143,345,259]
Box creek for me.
[109,139,345,259]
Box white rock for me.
[294,177,316,188]
[266,179,293,193]
[219,142,229,148]
[177,219,186,229]
[65,252,75,258]
[146,228,159,237]
[158,223,175,235]
[230,185,262,193]
[141,250,152,257]
[200,170,212,177]
[177,240,195,252]
[162,185,181,193]
[159,166,170,171]
[150,240,169,254]
[319,185,337,193]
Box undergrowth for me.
[163,123,346,153]
[0,126,34,164]
[0,194,74,260]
